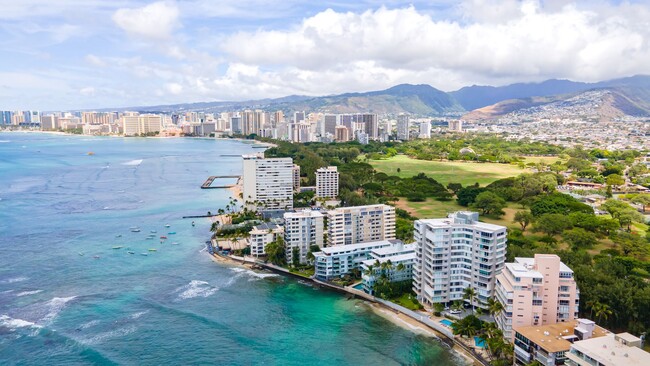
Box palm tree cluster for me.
[364,259,410,299]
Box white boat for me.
[165,224,171,228]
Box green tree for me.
[471,191,506,216]
[513,210,534,231]
[433,303,445,317]
[291,247,301,268]
[446,182,463,194]
[264,236,287,266]
[536,213,571,236]
[631,194,650,213]
[562,228,597,250]
[487,298,505,318]
[606,174,625,188]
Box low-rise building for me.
[566,332,650,366]
[513,319,610,366]
[314,239,402,281]
[249,222,284,257]
[361,242,416,295]
[495,254,580,340]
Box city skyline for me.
[3,0,650,110]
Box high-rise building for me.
[397,114,410,140]
[121,114,162,136]
[316,166,339,199]
[412,211,507,308]
[242,154,294,210]
[327,204,396,246]
[230,116,242,134]
[448,120,463,132]
[323,114,337,136]
[360,113,378,140]
[294,111,305,124]
[495,254,580,340]
[284,209,324,264]
[41,115,58,130]
[273,111,284,127]
[292,164,301,192]
[335,125,349,142]
[419,121,431,138]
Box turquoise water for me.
[440,319,454,327]
[0,133,463,365]
[474,337,487,349]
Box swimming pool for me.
[353,283,364,290]
[474,336,487,348]
[440,319,454,327]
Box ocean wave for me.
[130,310,149,320]
[122,159,143,166]
[1,276,28,284]
[0,140,10,143]
[79,319,101,330]
[0,315,41,330]
[175,280,218,300]
[40,296,77,324]
[81,325,137,345]
[229,267,279,281]
[16,290,43,297]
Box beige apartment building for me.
[495,254,580,340]
[327,204,395,246]
[316,166,339,199]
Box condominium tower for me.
[327,204,396,246]
[242,154,294,210]
[412,211,507,308]
[284,209,324,264]
[316,166,339,199]
[495,254,580,340]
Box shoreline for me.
[206,251,483,366]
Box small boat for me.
[146,237,154,240]
[128,251,135,254]
[160,236,167,239]
[140,253,148,256]
[131,228,141,233]
[191,221,195,227]
[171,242,179,245]
[112,246,123,249]
[165,224,171,228]
[150,230,157,233]
[93,255,100,259]
[115,234,122,238]
[168,232,176,235]
[78,252,84,256]
[148,248,157,252]
[87,152,94,156]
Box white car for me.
[449,309,462,314]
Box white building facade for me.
[361,242,416,294]
[249,223,284,257]
[316,166,339,199]
[242,154,294,210]
[327,204,396,246]
[413,211,507,308]
[314,239,400,281]
[284,210,324,264]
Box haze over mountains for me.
[120,75,650,120]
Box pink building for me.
[495,254,580,340]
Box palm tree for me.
[593,302,613,324]
[487,298,505,319]
[364,264,375,277]
[451,300,464,312]
[396,263,405,272]
[463,286,477,314]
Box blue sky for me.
[1,0,650,110]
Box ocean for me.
[0,132,463,365]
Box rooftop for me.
[317,239,401,255]
[571,333,650,366]
[515,320,610,353]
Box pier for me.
[201,175,240,189]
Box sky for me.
[2,0,650,110]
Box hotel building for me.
[327,204,396,246]
[284,210,324,264]
[242,154,294,210]
[412,212,507,308]
[495,254,580,340]
[316,166,339,199]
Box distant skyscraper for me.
[323,114,337,136]
[397,114,410,140]
[294,111,305,123]
[335,125,349,142]
[419,121,431,138]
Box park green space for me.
[370,155,527,186]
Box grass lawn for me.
[392,293,423,311]
[370,155,527,186]
[520,156,563,165]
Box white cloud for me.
[165,82,183,95]
[220,2,650,90]
[112,1,180,41]
[85,54,106,67]
[80,87,96,96]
